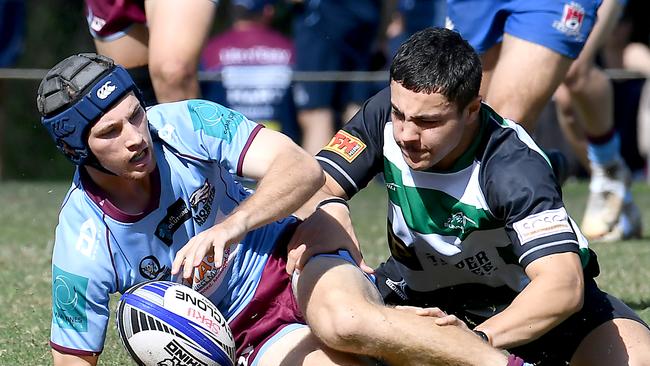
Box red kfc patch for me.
[323,131,367,162]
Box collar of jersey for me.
[80,165,161,223]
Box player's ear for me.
[465,96,482,120]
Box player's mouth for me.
[401,148,425,162]
[130,148,149,164]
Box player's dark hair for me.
[390,27,482,111]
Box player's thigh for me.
[93,23,149,68]
[255,326,369,366]
[480,42,501,98]
[571,318,650,366]
[484,33,572,129]
[144,0,216,65]
[296,256,382,317]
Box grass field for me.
[0,180,649,365]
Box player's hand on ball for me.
[172,217,247,280]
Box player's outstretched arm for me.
[474,252,584,348]
[52,349,98,366]
[173,128,325,279]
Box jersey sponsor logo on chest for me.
[426,250,496,276]
[139,255,171,280]
[189,179,216,226]
[155,180,216,246]
[444,212,477,236]
[189,245,237,296]
[323,130,367,162]
[512,207,573,245]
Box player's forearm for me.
[235,150,325,230]
[293,173,348,219]
[475,273,584,349]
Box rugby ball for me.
[116,281,236,366]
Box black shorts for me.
[375,256,648,365]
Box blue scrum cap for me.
[37,53,142,165]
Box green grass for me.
[0,180,649,365]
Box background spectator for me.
[292,0,381,154]
[201,0,300,142]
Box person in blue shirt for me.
[38,52,358,366]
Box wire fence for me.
[0,68,647,82]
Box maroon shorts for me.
[84,0,146,40]
[228,228,306,363]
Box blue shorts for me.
[292,1,380,110]
[446,0,602,59]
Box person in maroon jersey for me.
[83,0,217,105]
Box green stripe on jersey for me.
[383,158,499,239]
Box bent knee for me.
[313,303,375,351]
[149,59,196,88]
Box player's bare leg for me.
[93,24,158,106]
[256,326,375,366]
[93,24,149,68]
[298,108,336,155]
[297,257,511,366]
[570,318,650,366]
[554,86,590,170]
[555,0,640,241]
[481,34,573,132]
[145,0,216,102]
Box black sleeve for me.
[482,132,580,268]
[316,87,390,198]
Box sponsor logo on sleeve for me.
[188,100,243,143]
[52,265,89,332]
[323,131,367,163]
[513,207,573,245]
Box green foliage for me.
[0,180,648,365]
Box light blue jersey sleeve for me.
[147,99,264,177]
[50,187,117,355]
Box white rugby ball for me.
[116,281,236,366]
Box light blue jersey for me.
[50,100,295,356]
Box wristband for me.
[316,197,349,210]
[506,354,526,366]
[473,330,490,344]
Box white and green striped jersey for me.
[317,87,591,294]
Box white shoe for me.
[596,200,643,242]
[581,158,631,240]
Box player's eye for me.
[130,107,144,124]
[391,109,404,121]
